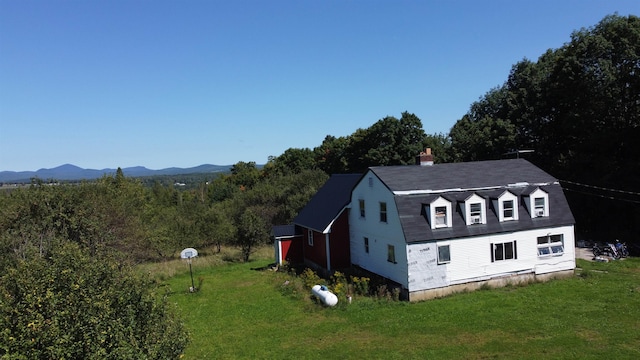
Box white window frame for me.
[537,234,564,257]
[435,206,447,226]
[359,199,365,218]
[503,200,514,219]
[465,193,486,225]
[497,191,519,222]
[429,197,452,229]
[534,198,545,215]
[526,188,549,218]
[379,202,387,223]
[364,237,369,253]
[470,203,482,218]
[307,229,314,246]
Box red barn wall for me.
[303,228,327,268]
[329,210,351,270]
[276,235,304,265]
[283,236,303,264]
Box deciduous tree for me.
[0,242,188,359]
[235,208,269,262]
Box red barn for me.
[291,174,361,276]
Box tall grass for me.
[159,254,640,359]
[138,245,274,281]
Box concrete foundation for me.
[407,269,575,302]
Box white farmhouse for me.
[349,155,576,301]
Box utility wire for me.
[561,187,640,204]
[560,179,640,196]
[560,180,640,204]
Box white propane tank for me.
[311,285,338,306]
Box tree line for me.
[0,164,331,358]
[264,14,640,244]
[0,108,447,357]
[4,14,636,266]
[448,14,640,243]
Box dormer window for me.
[503,200,514,219]
[495,191,519,222]
[435,206,448,226]
[534,198,545,217]
[470,203,482,224]
[525,188,549,218]
[428,196,452,229]
[464,193,486,225]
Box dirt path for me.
[575,247,594,261]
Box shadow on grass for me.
[250,262,278,271]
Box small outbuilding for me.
[272,225,303,266]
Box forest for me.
[1,14,638,359]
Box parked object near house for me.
[276,152,576,302]
[311,285,338,306]
[592,241,629,259]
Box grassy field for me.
[155,248,640,359]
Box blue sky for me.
[1,0,638,171]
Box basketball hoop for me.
[180,248,198,292]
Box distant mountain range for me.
[0,164,232,183]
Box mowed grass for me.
[157,250,640,359]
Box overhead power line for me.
[560,179,640,196]
[561,187,640,204]
[560,179,640,204]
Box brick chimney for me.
[416,148,434,166]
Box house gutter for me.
[392,181,558,196]
[321,205,349,234]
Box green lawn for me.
[163,255,640,359]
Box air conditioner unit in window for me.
[471,216,481,224]
[536,209,545,217]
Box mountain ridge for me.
[0,164,232,183]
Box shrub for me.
[376,284,389,299]
[300,267,322,290]
[351,276,370,296]
[0,243,189,359]
[331,271,348,298]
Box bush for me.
[0,243,189,359]
[351,276,370,296]
[331,271,348,298]
[300,267,322,290]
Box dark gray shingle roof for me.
[373,159,574,243]
[396,184,575,243]
[370,159,556,192]
[293,174,361,232]
[271,225,301,238]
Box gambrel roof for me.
[293,174,361,233]
[369,159,574,243]
[369,159,556,193]
[396,185,574,243]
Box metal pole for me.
[189,257,195,292]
